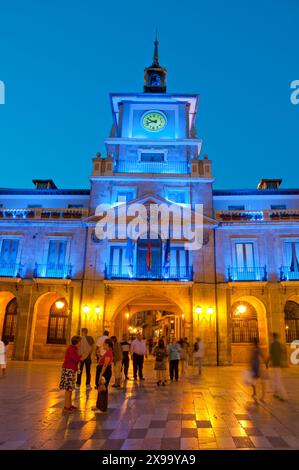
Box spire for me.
[144,32,167,93]
[152,30,159,67]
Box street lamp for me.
[125,312,129,320]
[207,306,214,315]
[82,304,90,314]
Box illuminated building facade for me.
[1,39,299,364]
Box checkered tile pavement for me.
[0,359,299,450]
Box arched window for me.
[284,300,299,343]
[2,298,18,342]
[47,298,68,344]
[231,301,259,343]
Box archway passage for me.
[112,294,184,342]
[230,296,268,364]
[284,300,299,343]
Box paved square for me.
[0,359,299,450]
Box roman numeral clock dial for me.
[142,111,167,131]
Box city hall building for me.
[1,40,299,365]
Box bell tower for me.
[144,33,167,93]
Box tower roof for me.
[144,33,167,93]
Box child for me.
[92,338,114,413]
[0,339,8,377]
[59,336,86,413]
[153,338,168,386]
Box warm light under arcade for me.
[55,300,65,309]
[82,305,90,314]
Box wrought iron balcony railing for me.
[105,264,193,281]
[227,266,267,282]
[280,266,299,281]
[34,263,72,279]
[0,262,23,278]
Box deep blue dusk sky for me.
[0,0,298,190]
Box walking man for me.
[120,334,131,380]
[267,332,288,401]
[169,337,181,382]
[131,333,147,381]
[76,328,95,389]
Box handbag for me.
[96,384,108,412]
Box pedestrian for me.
[59,336,88,413]
[148,338,153,355]
[193,337,204,375]
[267,332,288,401]
[179,337,189,376]
[76,328,95,389]
[0,339,8,378]
[169,337,181,382]
[120,334,131,380]
[95,330,109,388]
[250,337,268,403]
[111,335,123,388]
[92,339,114,413]
[153,338,168,386]
[131,332,147,381]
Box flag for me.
[126,235,134,278]
[146,240,152,272]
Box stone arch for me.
[230,295,268,364]
[111,292,185,341]
[30,291,70,360]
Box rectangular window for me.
[0,239,19,265]
[68,204,84,208]
[27,204,43,208]
[271,204,286,210]
[235,243,255,268]
[169,247,189,278]
[110,246,128,277]
[112,186,137,205]
[140,152,165,162]
[46,240,68,277]
[165,187,190,205]
[284,241,299,271]
[228,205,245,210]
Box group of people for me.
[247,332,289,402]
[58,329,205,413]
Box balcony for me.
[216,209,299,223]
[0,208,89,220]
[280,266,299,281]
[227,266,267,282]
[0,262,23,278]
[116,159,189,175]
[34,263,72,279]
[105,264,193,281]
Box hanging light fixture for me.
[55,300,65,310]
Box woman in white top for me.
[0,339,8,377]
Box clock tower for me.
[144,33,167,93]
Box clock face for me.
[141,111,167,132]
